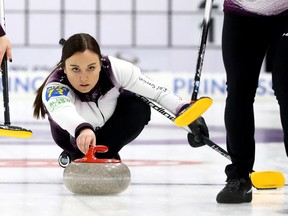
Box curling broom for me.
[0,0,32,138]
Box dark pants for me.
[222,12,288,179]
[49,91,151,160]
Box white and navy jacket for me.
[43,55,187,138]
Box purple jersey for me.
[224,0,288,16]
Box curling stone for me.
[63,145,131,195]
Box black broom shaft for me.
[191,0,213,101]
[1,56,10,125]
[0,0,10,125]
[202,136,231,160]
[191,21,210,101]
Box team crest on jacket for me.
[45,86,69,101]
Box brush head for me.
[0,125,32,138]
[174,97,212,127]
[251,171,285,189]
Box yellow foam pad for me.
[251,171,285,189]
[0,125,33,138]
[174,97,212,127]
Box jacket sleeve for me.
[108,56,187,115]
[42,82,93,137]
[0,24,5,37]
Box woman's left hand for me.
[0,35,12,63]
[76,128,96,154]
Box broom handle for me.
[0,0,11,125]
[191,0,214,101]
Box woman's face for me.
[64,49,101,93]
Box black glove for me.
[187,116,209,148]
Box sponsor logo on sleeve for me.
[45,86,69,101]
[47,98,71,112]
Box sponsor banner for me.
[0,71,48,99]
[1,71,274,101]
[144,71,274,101]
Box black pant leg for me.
[222,13,269,179]
[270,15,288,155]
[95,91,151,158]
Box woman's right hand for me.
[76,128,96,154]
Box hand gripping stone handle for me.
[75,145,121,163]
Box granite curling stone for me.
[63,145,131,195]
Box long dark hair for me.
[33,33,102,119]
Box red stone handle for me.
[74,145,120,163]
